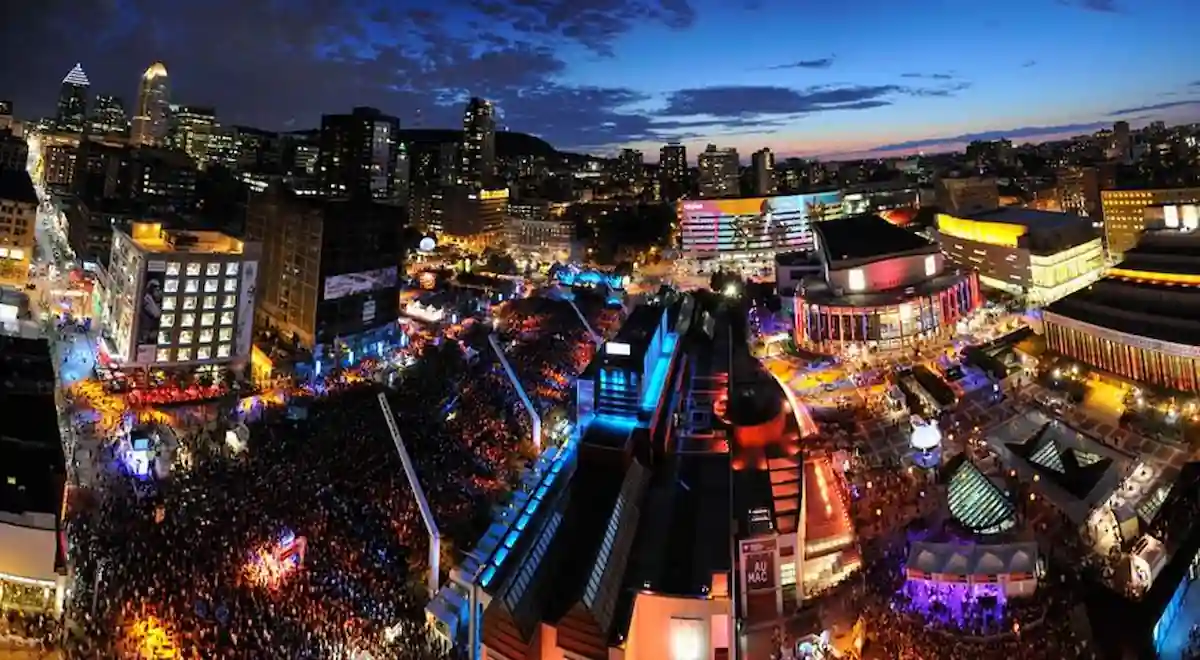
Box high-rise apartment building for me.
[316,106,399,200]
[131,62,171,147]
[442,187,508,249]
[88,95,128,135]
[438,143,458,186]
[56,64,90,133]
[460,97,496,188]
[1101,187,1200,258]
[659,143,687,201]
[0,170,38,287]
[1110,121,1131,161]
[104,222,261,368]
[168,106,216,166]
[698,144,739,198]
[246,187,405,366]
[752,148,775,196]
[616,149,643,184]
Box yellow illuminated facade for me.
[1101,187,1200,258]
[935,214,1027,247]
[1107,268,1200,287]
[478,188,509,201]
[130,222,246,255]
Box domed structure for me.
[132,62,171,146]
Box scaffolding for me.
[377,392,441,596]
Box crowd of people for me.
[58,302,609,659]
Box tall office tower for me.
[752,148,775,196]
[438,143,458,186]
[659,143,687,201]
[616,148,643,184]
[316,106,399,200]
[392,143,410,205]
[1111,121,1131,161]
[131,62,170,146]
[168,106,216,166]
[88,95,128,135]
[698,144,739,198]
[460,97,496,188]
[56,63,90,133]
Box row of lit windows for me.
[157,326,234,345]
[165,261,240,277]
[161,310,235,328]
[165,277,238,294]
[155,344,233,363]
[162,294,237,312]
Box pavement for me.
[53,330,98,387]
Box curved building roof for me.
[143,62,168,79]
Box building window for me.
[186,263,201,276]
[201,313,215,327]
[184,279,199,293]
[225,262,239,276]
[203,295,217,309]
[183,296,197,310]
[222,295,236,309]
[157,331,171,345]
[181,313,195,327]
[161,313,175,328]
[220,311,234,325]
[162,297,176,311]
[179,330,194,344]
[848,268,865,292]
[224,278,237,292]
[197,346,212,361]
[206,263,221,277]
[924,255,936,277]
[176,347,193,361]
[166,262,181,276]
[199,328,214,343]
[219,327,233,342]
[204,279,219,293]
[164,279,179,293]
[217,344,231,358]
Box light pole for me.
[487,334,542,450]
[377,392,441,596]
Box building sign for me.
[1045,311,1200,359]
[135,260,167,363]
[323,266,398,301]
[741,538,777,591]
[236,261,257,358]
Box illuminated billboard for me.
[678,191,842,257]
[323,266,398,301]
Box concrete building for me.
[103,222,261,369]
[88,94,128,136]
[0,129,29,173]
[1056,165,1115,234]
[616,149,642,185]
[505,201,573,262]
[441,187,509,250]
[936,208,1104,305]
[460,97,496,188]
[1101,187,1200,259]
[698,144,739,199]
[659,143,687,201]
[0,170,38,288]
[935,176,999,215]
[168,105,216,166]
[317,106,400,200]
[130,62,171,147]
[55,63,90,133]
[42,144,77,192]
[752,148,775,196]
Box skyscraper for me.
[88,94,128,135]
[460,97,495,188]
[698,144,739,198]
[616,148,643,184]
[131,62,170,146]
[316,106,399,200]
[659,143,687,201]
[168,106,216,166]
[752,148,775,196]
[56,63,90,133]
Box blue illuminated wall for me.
[593,307,679,422]
[597,367,640,417]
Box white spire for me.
[62,63,90,87]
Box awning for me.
[0,522,59,584]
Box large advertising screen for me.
[136,259,166,361]
[323,266,398,301]
[679,191,842,257]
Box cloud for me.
[900,72,956,80]
[657,83,968,119]
[1191,81,1200,87]
[1108,100,1200,115]
[1058,0,1119,12]
[1021,60,1038,68]
[767,57,835,70]
[861,122,1111,153]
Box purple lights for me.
[899,579,1008,630]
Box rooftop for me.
[0,336,65,520]
[1045,278,1200,348]
[128,222,246,255]
[0,169,38,205]
[960,206,1088,230]
[815,214,934,263]
[942,454,1016,535]
[800,269,974,308]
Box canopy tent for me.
[905,541,1038,596]
[0,521,60,584]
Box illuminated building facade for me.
[505,201,572,261]
[168,105,216,166]
[42,144,77,191]
[1055,164,1114,232]
[1102,187,1200,259]
[794,214,981,349]
[55,63,90,133]
[0,170,38,288]
[442,187,508,249]
[460,97,496,188]
[698,144,739,198]
[1145,203,1200,232]
[104,222,261,369]
[936,208,1103,305]
[317,106,399,200]
[1045,231,1200,391]
[935,176,999,215]
[659,143,687,201]
[88,94,128,136]
[131,62,170,147]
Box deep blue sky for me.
[3,0,1198,159]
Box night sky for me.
[4,0,1199,159]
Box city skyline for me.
[4,0,1199,160]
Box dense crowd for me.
[60,302,608,659]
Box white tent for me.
[905,541,1039,597]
